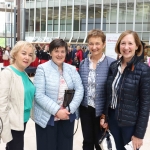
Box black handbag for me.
[62,90,79,138]
[63,89,75,111]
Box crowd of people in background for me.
[0,43,90,71]
[29,43,90,71]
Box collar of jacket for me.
[112,55,139,71]
[50,59,67,71]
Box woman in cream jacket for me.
[0,41,36,150]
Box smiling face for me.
[14,46,34,71]
[120,34,138,63]
[51,46,66,69]
[88,37,105,58]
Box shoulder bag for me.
[98,130,117,150]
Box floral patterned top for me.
[87,53,105,108]
[55,70,68,121]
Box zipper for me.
[117,68,127,121]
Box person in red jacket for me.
[65,43,72,64]
[76,45,83,62]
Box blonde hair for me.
[10,41,36,64]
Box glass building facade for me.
[25,0,150,43]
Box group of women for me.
[0,29,150,150]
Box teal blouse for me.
[10,66,35,122]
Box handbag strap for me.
[0,117,3,143]
[61,119,79,138]
[0,117,3,134]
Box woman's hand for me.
[55,109,70,120]
[131,136,143,150]
[100,119,108,129]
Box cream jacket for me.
[0,67,25,143]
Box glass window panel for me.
[66,4,72,31]
[95,3,101,30]
[36,8,40,31]
[126,2,134,30]
[88,3,94,31]
[41,7,46,31]
[118,1,126,32]
[73,5,80,31]
[25,9,29,32]
[142,1,150,32]
[29,9,34,32]
[103,2,110,31]
[48,7,53,31]
[109,2,117,32]
[60,5,66,31]
[53,1,59,32]
[135,2,143,32]
[80,4,87,31]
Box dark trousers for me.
[36,119,74,150]
[6,123,27,150]
[108,108,139,150]
[80,105,102,150]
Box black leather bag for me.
[63,90,75,110]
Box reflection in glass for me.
[25,9,29,32]
[109,2,117,32]
[80,5,86,31]
[88,3,94,31]
[29,9,34,32]
[48,7,53,31]
[126,3,134,30]
[73,4,80,31]
[41,7,46,31]
[118,1,126,32]
[36,8,40,31]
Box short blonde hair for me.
[10,41,36,64]
[115,30,143,56]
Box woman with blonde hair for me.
[0,41,36,150]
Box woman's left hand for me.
[131,136,143,150]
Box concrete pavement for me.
[0,118,150,150]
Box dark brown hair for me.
[49,39,68,53]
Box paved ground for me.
[0,64,150,150]
[0,118,150,150]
